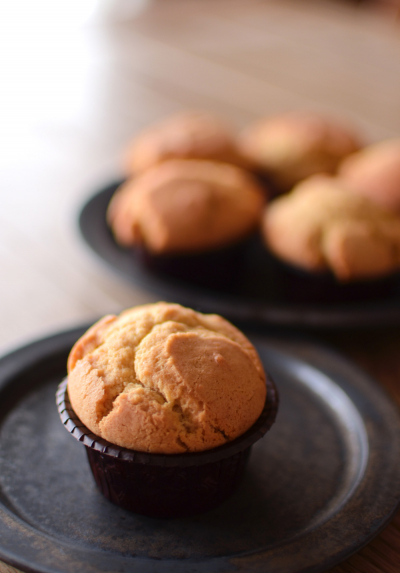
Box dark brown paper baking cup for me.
[56,376,278,518]
[135,235,254,291]
[268,255,400,305]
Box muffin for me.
[108,159,265,252]
[263,175,400,282]
[107,159,266,288]
[58,303,278,517]
[239,112,362,192]
[123,111,247,175]
[67,302,267,453]
[339,139,400,213]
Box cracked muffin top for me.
[123,111,247,175]
[107,159,265,253]
[239,112,361,190]
[67,303,267,453]
[263,175,400,281]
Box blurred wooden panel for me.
[127,0,400,136]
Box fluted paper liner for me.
[57,375,278,517]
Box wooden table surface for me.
[0,1,399,571]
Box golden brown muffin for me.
[67,302,267,454]
[239,112,361,190]
[339,139,400,213]
[263,175,400,281]
[123,111,246,175]
[107,159,265,253]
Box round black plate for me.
[78,182,400,328]
[1,326,400,573]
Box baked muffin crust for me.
[339,139,400,213]
[239,112,361,190]
[123,111,246,175]
[67,303,267,453]
[107,159,265,253]
[263,175,400,281]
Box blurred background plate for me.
[1,326,400,572]
[79,182,400,329]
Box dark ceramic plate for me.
[78,182,400,328]
[1,326,400,573]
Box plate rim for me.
[1,325,400,573]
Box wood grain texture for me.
[0,0,399,571]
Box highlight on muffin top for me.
[67,303,267,454]
[338,139,400,213]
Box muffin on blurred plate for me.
[239,112,362,193]
[339,139,400,213]
[262,175,400,302]
[107,159,266,288]
[123,111,248,176]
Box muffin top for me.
[263,175,400,281]
[239,112,361,190]
[339,139,400,213]
[67,303,267,454]
[107,159,265,253]
[123,111,246,175]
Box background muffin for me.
[239,112,362,191]
[107,159,265,254]
[67,302,267,454]
[123,111,247,175]
[339,139,400,213]
[263,175,400,281]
